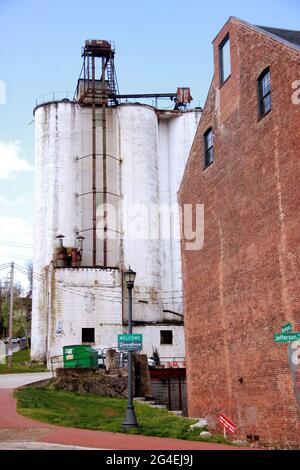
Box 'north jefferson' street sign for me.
[118,333,143,352]
[281,323,293,334]
[274,333,300,343]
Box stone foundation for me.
[53,368,128,398]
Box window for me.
[204,128,214,168]
[82,328,95,343]
[219,35,231,85]
[160,330,173,345]
[258,68,271,118]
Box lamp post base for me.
[122,406,138,430]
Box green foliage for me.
[12,309,29,338]
[16,387,230,444]
[0,268,32,338]
[0,299,9,332]
[151,346,161,366]
[0,349,47,374]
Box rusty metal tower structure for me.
[76,40,119,267]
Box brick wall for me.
[179,18,300,447]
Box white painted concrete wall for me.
[32,101,200,362]
[157,111,201,316]
[48,268,122,363]
[134,324,185,363]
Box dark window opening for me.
[160,330,173,345]
[204,128,214,168]
[219,34,231,85]
[258,68,271,118]
[82,328,95,343]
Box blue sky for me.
[0,0,299,284]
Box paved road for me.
[0,389,249,450]
[0,372,52,389]
[0,441,99,450]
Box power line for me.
[16,264,183,303]
[15,264,122,304]
[0,240,32,248]
[0,264,11,271]
[0,254,32,261]
[14,264,183,305]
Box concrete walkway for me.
[0,372,52,389]
[0,388,248,450]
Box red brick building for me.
[179,17,300,448]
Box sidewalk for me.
[0,372,52,389]
[0,389,247,450]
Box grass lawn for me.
[16,387,230,444]
[0,349,47,374]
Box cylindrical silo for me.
[167,110,201,311]
[31,101,80,361]
[118,104,161,322]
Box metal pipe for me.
[112,93,177,99]
[102,56,108,267]
[92,55,97,266]
[162,309,184,318]
[178,377,182,410]
[168,378,171,410]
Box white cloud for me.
[0,195,9,205]
[0,216,33,263]
[0,141,33,179]
[0,194,26,206]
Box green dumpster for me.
[63,345,98,369]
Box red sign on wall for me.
[218,413,237,434]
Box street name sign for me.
[218,413,237,434]
[118,333,143,352]
[281,323,293,334]
[274,333,300,343]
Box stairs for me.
[106,60,117,96]
[134,397,182,415]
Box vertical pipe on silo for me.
[92,56,97,266]
[102,56,108,267]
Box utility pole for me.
[7,262,14,369]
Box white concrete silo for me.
[31,101,80,360]
[118,104,161,322]
[157,110,201,316]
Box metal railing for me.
[159,357,186,368]
[35,91,74,107]
[49,351,186,374]
[50,347,127,374]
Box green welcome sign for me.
[118,333,143,352]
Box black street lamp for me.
[122,266,138,430]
